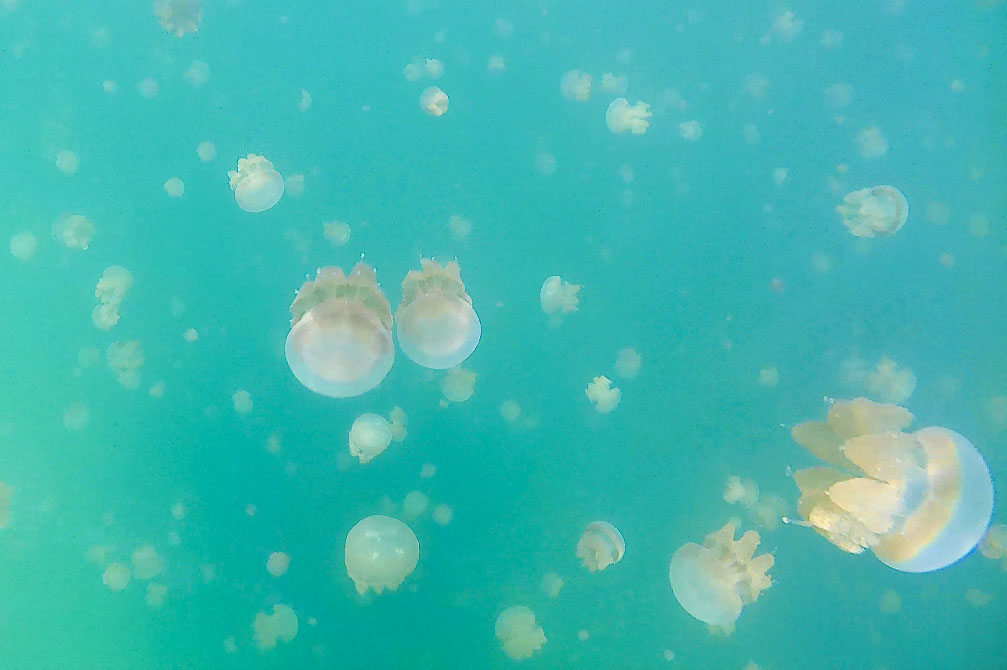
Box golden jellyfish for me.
[252,604,298,651]
[585,376,621,413]
[837,185,908,238]
[395,259,480,370]
[788,397,994,572]
[440,365,476,403]
[228,154,284,213]
[52,213,94,250]
[348,413,393,464]
[285,263,394,398]
[9,232,37,260]
[864,356,916,404]
[155,0,201,37]
[668,523,774,627]
[576,521,626,571]
[389,406,408,442]
[494,606,546,660]
[419,86,449,116]
[606,98,651,135]
[723,476,759,507]
[560,70,592,101]
[978,523,1007,560]
[344,515,419,595]
[539,276,580,315]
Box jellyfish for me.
[389,406,408,442]
[855,126,889,158]
[252,604,298,651]
[401,491,429,519]
[614,348,641,378]
[540,572,564,598]
[102,562,131,591]
[419,87,449,116]
[232,390,253,414]
[669,523,774,627]
[344,515,419,595]
[52,213,95,250]
[322,220,351,247]
[266,552,290,577]
[395,259,480,369]
[837,185,908,238]
[576,521,626,571]
[9,232,37,261]
[864,356,916,403]
[606,98,651,134]
[539,276,580,315]
[155,0,201,36]
[184,60,209,88]
[55,150,79,175]
[585,376,621,414]
[441,366,476,403]
[0,481,13,528]
[197,141,216,162]
[285,263,395,398]
[164,177,184,198]
[228,154,284,213]
[723,476,759,507]
[494,606,546,660]
[432,503,454,525]
[678,120,703,141]
[348,413,393,464]
[978,524,1007,560]
[599,73,628,95]
[106,340,144,389]
[560,70,592,101]
[131,545,163,580]
[788,397,994,572]
[145,583,167,608]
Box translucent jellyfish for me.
[131,545,163,580]
[145,583,167,608]
[63,402,89,430]
[252,604,298,651]
[322,220,351,247]
[576,521,626,572]
[285,263,394,398]
[539,276,580,315]
[855,126,889,158]
[425,58,444,78]
[864,356,916,403]
[401,491,429,519]
[298,89,312,112]
[500,400,521,422]
[55,149,79,174]
[52,213,94,250]
[750,493,788,531]
[285,174,305,198]
[395,259,480,369]
[487,55,506,72]
[758,366,779,387]
[197,141,216,161]
[978,524,1007,560]
[228,154,284,213]
[155,0,201,36]
[432,503,453,525]
[789,397,994,572]
[404,61,424,81]
[441,365,476,403]
[389,406,408,442]
[836,185,908,238]
[770,10,803,40]
[723,476,759,507]
[9,232,37,260]
[137,78,159,99]
[348,413,393,464]
[824,83,854,109]
[669,523,774,626]
[678,120,703,141]
[599,73,628,95]
[0,481,13,528]
[102,562,131,591]
[183,60,209,87]
[540,572,564,598]
[164,177,184,198]
[232,390,253,414]
[560,70,592,101]
[614,348,641,379]
[606,98,651,135]
[266,551,290,577]
[419,87,449,116]
[585,376,621,414]
[879,588,901,614]
[495,606,546,660]
[344,515,419,595]
[448,213,471,240]
[106,340,143,389]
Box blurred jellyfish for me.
[770,10,803,40]
[344,515,419,595]
[723,476,759,507]
[197,141,216,162]
[864,357,916,404]
[837,185,908,238]
[487,55,506,72]
[232,390,253,414]
[52,213,94,250]
[285,263,394,398]
[560,70,592,101]
[599,73,627,95]
[55,150,79,175]
[750,493,788,531]
[401,491,429,519]
[678,120,703,141]
[389,406,408,442]
[432,503,453,525]
[137,78,159,99]
[855,126,889,158]
[348,413,393,464]
[131,545,163,580]
[404,61,424,81]
[155,0,201,36]
[788,397,994,572]
[979,524,1007,560]
[102,562,131,591]
[441,366,476,403]
[9,232,37,260]
[540,572,564,598]
[322,220,351,247]
[63,402,89,430]
[183,60,209,87]
[298,89,312,111]
[824,83,854,108]
[395,259,480,370]
[419,87,449,116]
[145,583,167,608]
[229,154,284,213]
[772,167,788,186]
[539,276,580,315]
[743,73,770,98]
[252,604,298,651]
[164,177,184,198]
[821,29,844,48]
[758,366,779,388]
[448,213,472,241]
[106,340,143,389]
[0,481,13,528]
[495,606,546,660]
[669,523,774,626]
[285,174,305,198]
[606,98,651,134]
[500,400,521,422]
[266,552,290,577]
[614,348,641,379]
[424,58,443,78]
[576,521,626,571]
[586,376,621,414]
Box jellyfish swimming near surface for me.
[344,515,419,595]
[576,521,626,571]
[788,397,994,572]
[836,185,908,238]
[669,523,774,627]
[495,606,546,660]
[228,154,284,213]
[285,263,394,398]
[395,259,480,369]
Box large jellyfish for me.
[576,521,626,571]
[539,276,580,315]
[395,259,480,369]
[836,185,908,238]
[348,413,393,464]
[285,263,394,398]
[606,98,651,135]
[155,0,201,36]
[669,523,774,627]
[788,397,994,572]
[495,606,546,660]
[228,154,284,213]
[344,515,419,595]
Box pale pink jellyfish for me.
[669,523,774,626]
[344,515,419,595]
[155,0,201,37]
[606,98,651,135]
[789,397,994,572]
[576,521,626,571]
[285,263,394,398]
[419,87,449,116]
[837,185,908,238]
[395,259,480,369]
[495,606,546,660]
[228,154,284,213]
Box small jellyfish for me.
[978,524,1007,560]
[266,551,290,577]
[344,515,419,595]
[395,259,480,370]
[576,521,626,571]
[614,348,641,379]
[441,366,477,403]
[723,476,759,507]
[495,606,546,660]
[669,523,774,626]
[322,220,351,247]
[252,604,298,651]
[585,376,621,414]
[155,0,201,36]
[678,120,703,141]
[540,572,564,598]
[401,491,429,519]
[285,263,395,398]
[855,126,889,158]
[606,98,651,135]
[131,545,164,580]
[9,232,37,261]
[164,177,184,198]
[197,141,216,162]
[789,397,994,572]
[837,185,908,238]
[560,70,592,101]
[419,86,449,116]
[55,149,80,175]
[232,390,253,414]
[599,73,628,95]
[864,356,916,404]
[432,503,453,525]
[183,60,209,87]
[539,276,580,315]
[389,406,408,442]
[228,154,284,213]
[145,583,167,608]
[0,481,13,528]
[348,413,393,464]
[106,340,143,389]
[52,213,95,250]
[102,562,131,592]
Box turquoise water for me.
[1,1,1005,668]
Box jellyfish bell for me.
[343,515,419,595]
[576,521,626,571]
[494,606,546,660]
[285,263,394,398]
[395,259,480,369]
[228,154,284,213]
[836,185,908,238]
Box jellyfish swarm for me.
[285,264,394,398]
[606,98,651,135]
[495,606,546,660]
[576,521,626,571]
[789,397,994,572]
[155,0,201,37]
[344,515,419,595]
[669,523,774,627]
[539,276,580,315]
[228,154,284,213]
[837,185,908,238]
[395,260,480,369]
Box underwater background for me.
[0,0,1005,668]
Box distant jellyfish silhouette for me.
[836,185,908,238]
[576,521,625,572]
[344,515,419,595]
[228,154,284,213]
